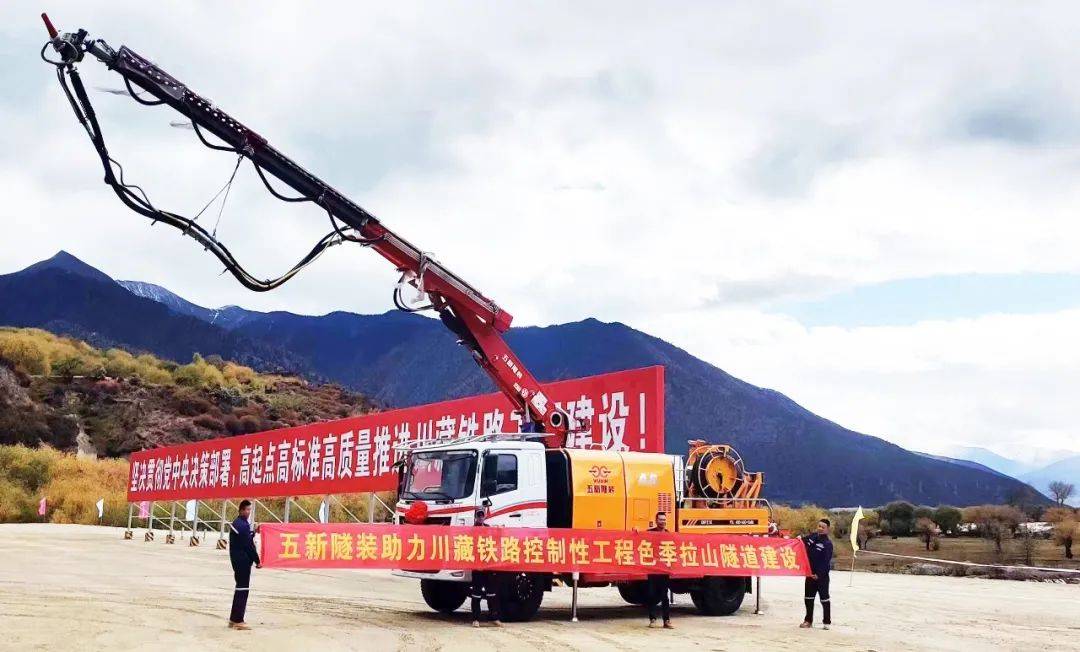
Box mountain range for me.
[0,251,1053,506]
[937,446,1079,505]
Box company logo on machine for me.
[587,465,615,494]
[637,471,658,486]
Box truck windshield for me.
[402,451,478,500]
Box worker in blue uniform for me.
[470,508,503,627]
[646,511,674,629]
[228,499,261,630]
[799,518,834,629]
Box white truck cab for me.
[393,436,547,584]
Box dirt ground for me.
[1,525,1077,651]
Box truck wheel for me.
[420,579,468,614]
[690,577,745,616]
[497,572,545,622]
[618,582,650,606]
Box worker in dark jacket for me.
[799,518,833,629]
[228,499,261,630]
[470,508,502,627]
[646,511,673,629]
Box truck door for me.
[480,449,546,527]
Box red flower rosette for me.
[403,500,429,524]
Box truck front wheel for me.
[421,579,468,614]
[617,581,650,605]
[690,577,745,616]
[497,572,545,622]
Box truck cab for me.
[392,436,551,618]
[394,437,548,531]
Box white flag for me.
[319,498,330,524]
[850,506,865,553]
[184,499,197,521]
[95,498,105,519]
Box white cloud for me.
[1,2,1078,456]
[639,308,1080,455]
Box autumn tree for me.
[1048,481,1075,507]
[962,505,1025,555]
[773,504,828,535]
[879,501,916,536]
[914,517,940,551]
[932,505,963,536]
[1006,485,1043,520]
[1045,506,1078,559]
[1052,520,1078,559]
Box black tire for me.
[617,582,650,606]
[421,579,468,614]
[690,589,706,611]
[691,577,745,616]
[497,572,545,622]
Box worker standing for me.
[799,518,834,630]
[470,508,502,628]
[227,499,261,630]
[646,511,674,629]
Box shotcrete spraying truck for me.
[393,437,769,620]
[41,14,773,622]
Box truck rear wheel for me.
[617,582,650,606]
[497,572,545,622]
[690,577,745,616]
[421,579,468,614]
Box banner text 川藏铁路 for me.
[127,366,665,501]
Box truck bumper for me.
[393,569,471,582]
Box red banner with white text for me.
[259,523,809,577]
[127,366,664,501]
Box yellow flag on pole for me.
[850,506,864,552]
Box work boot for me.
[663,620,674,629]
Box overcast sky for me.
[2,2,1078,463]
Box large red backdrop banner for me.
[127,366,664,501]
[259,523,810,577]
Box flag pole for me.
[848,505,864,587]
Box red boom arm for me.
[41,17,572,444]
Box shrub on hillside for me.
[103,348,138,378]
[222,362,258,387]
[0,478,36,521]
[240,414,264,434]
[174,354,226,388]
[0,330,51,375]
[193,414,226,433]
[223,415,245,435]
[170,390,215,417]
[0,444,59,492]
[43,454,129,526]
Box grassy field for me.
[834,535,1079,572]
